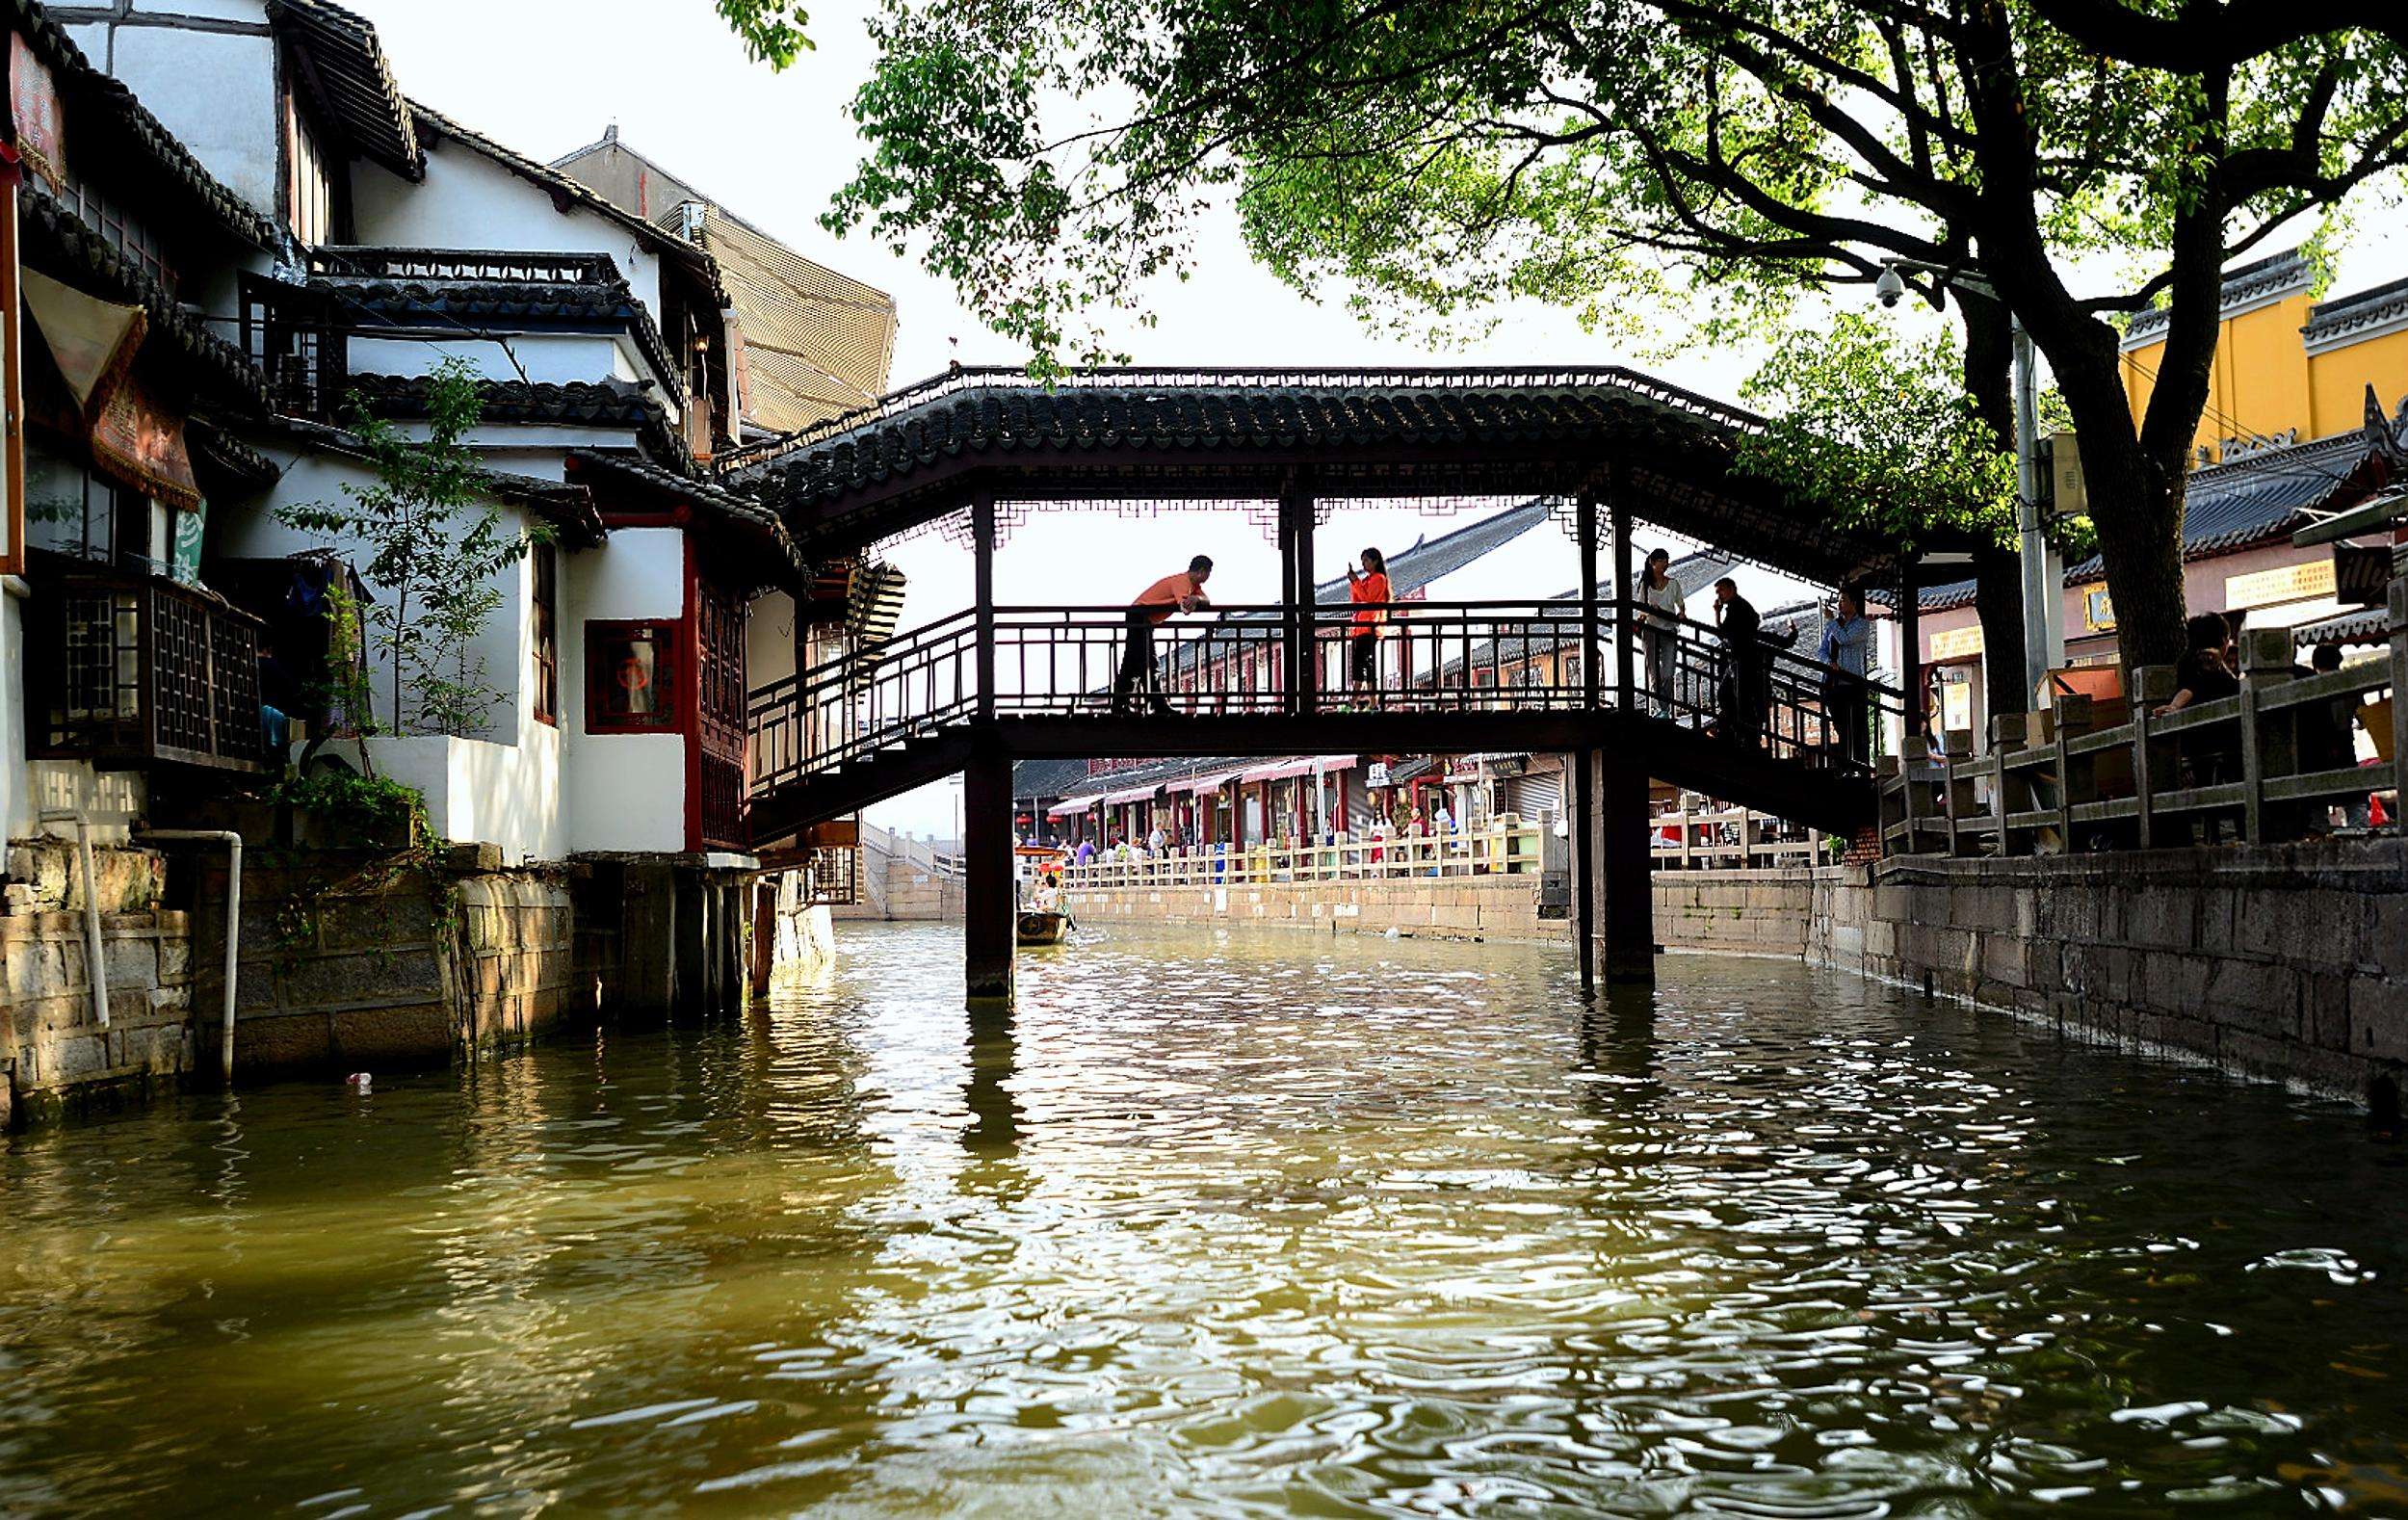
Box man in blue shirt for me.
[1817,588,1875,768]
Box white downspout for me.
[137,830,243,1080]
[35,810,115,1031]
[73,817,111,1031]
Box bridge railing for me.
[1879,610,2405,856]
[748,598,1907,796]
[1061,820,1548,888]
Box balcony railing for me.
[28,564,270,773]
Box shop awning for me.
[1099,780,1165,805]
[1175,767,1249,795]
[1239,754,1356,784]
[1045,796,1101,818]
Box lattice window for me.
[240,274,344,419]
[151,586,216,756]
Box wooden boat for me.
[1017,908,1072,946]
[1015,844,1073,947]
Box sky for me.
[353,0,2408,837]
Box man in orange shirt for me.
[1112,555,1214,716]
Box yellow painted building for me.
[2121,249,2408,461]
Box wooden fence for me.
[1880,580,2405,856]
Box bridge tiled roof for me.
[720,366,1901,586]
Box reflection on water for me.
[4,924,2405,1515]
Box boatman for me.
[1112,555,1214,717]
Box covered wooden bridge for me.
[724,365,1933,1003]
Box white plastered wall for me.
[222,452,565,860]
[351,143,669,337]
[69,6,280,221]
[564,527,687,855]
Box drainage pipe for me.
[73,817,111,1031]
[136,830,243,1080]
[35,810,115,1030]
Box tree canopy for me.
[753,0,2408,667]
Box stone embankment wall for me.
[190,848,580,1079]
[833,828,962,922]
[1064,870,1818,957]
[1,842,193,1126]
[767,872,837,994]
[1809,840,2408,1110]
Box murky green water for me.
[4,925,2406,1515]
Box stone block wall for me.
[191,852,580,1080]
[1,842,195,1126]
[1810,839,2408,1109]
[1058,869,1818,956]
[1654,870,1816,957]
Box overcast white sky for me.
[354,0,2408,836]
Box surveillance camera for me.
[1873,266,1907,308]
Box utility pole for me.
[1878,260,2066,705]
[2011,320,2066,702]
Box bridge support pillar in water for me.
[1595,751,1657,985]
[963,735,1017,1007]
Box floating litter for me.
[345,1073,372,1093]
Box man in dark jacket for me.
[1713,578,1765,748]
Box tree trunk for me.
[2077,443,2190,671]
[1959,292,2029,721]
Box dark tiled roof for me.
[1031,753,1255,805]
[408,102,724,302]
[2304,275,2408,352]
[188,420,283,489]
[1918,431,2390,611]
[1312,497,1557,602]
[2125,249,2312,345]
[18,186,267,411]
[343,372,678,457]
[1013,757,1111,800]
[563,448,803,580]
[722,366,1896,586]
[310,257,679,400]
[269,0,420,174]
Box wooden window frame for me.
[584,617,682,735]
[530,543,558,726]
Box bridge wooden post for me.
[973,492,997,720]
[963,734,1016,1007]
[1280,477,1318,714]
[1610,489,1635,711]
[1573,746,1597,995]
[1599,750,1656,984]
[1577,494,1601,709]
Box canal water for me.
[4,926,2405,1515]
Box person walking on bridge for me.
[1113,555,1215,716]
[1346,547,1392,703]
[1713,578,1765,748]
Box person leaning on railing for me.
[1113,556,1215,717]
[1817,587,1875,769]
[2155,614,2242,788]
[1346,547,1392,703]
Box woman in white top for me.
[1635,547,1686,718]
